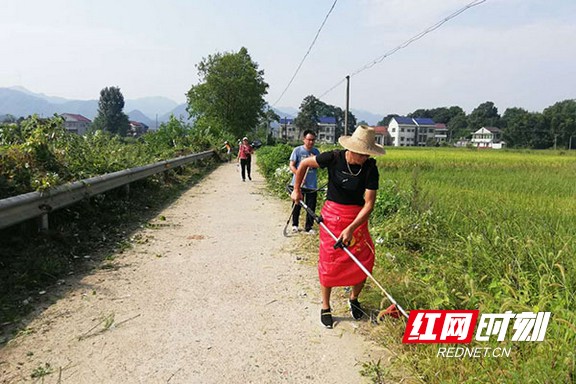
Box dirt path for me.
[0,158,386,383]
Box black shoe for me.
[248,176,252,181]
[321,308,333,328]
[349,298,364,320]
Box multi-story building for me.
[434,123,448,144]
[276,116,337,143]
[470,127,504,148]
[388,116,437,147]
[278,117,296,141]
[317,116,336,144]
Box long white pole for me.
[299,199,409,319]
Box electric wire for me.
[272,0,338,107]
[319,0,487,99]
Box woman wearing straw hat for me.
[291,125,385,328]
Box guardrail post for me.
[124,183,130,197]
[39,213,49,232]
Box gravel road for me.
[0,158,386,383]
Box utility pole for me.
[554,134,558,150]
[344,75,350,136]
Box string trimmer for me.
[296,198,409,320]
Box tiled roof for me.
[61,113,91,123]
[413,117,436,125]
[393,116,414,125]
[318,116,336,124]
[373,126,389,134]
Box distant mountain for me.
[159,104,192,123]
[0,86,384,127]
[0,87,181,123]
[351,109,382,126]
[273,107,297,119]
[127,110,156,128]
[125,97,178,119]
[272,106,381,125]
[8,86,70,104]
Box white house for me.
[278,116,337,143]
[470,127,504,149]
[317,116,336,144]
[388,116,436,147]
[434,123,448,144]
[278,118,295,141]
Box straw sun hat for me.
[338,125,386,156]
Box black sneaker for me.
[321,308,333,328]
[349,298,364,320]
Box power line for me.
[272,0,338,107]
[319,0,487,99]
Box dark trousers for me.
[293,190,317,231]
[240,157,251,180]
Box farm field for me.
[258,145,576,383]
[368,147,576,383]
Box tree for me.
[502,107,537,147]
[543,99,576,149]
[408,109,434,119]
[377,114,399,126]
[447,113,469,140]
[468,101,501,132]
[92,87,130,136]
[294,95,356,141]
[294,95,321,135]
[258,105,280,144]
[186,47,269,139]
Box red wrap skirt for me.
[318,200,375,287]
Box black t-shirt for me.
[316,149,379,206]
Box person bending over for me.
[291,125,385,328]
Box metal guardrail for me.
[0,150,216,230]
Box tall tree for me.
[468,101,501,132]
[377,114,399,126]
[447,114,469,140]
[294,95,356,141]
[258,105,280,144]
[186,47,269,139]
[294,95,321,135]
[92,86,130,136]
[502,107,535,147]
[543,99,576,149]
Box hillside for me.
[0,87,185,124]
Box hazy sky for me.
[1,0,575,116]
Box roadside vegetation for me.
[0,115,220,328]
[0,46,272,333]
[258,145,576,383]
